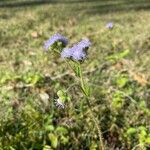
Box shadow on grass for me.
[0,0,93,7]
[0,0,56,8]
[0,0,150,14]
[86,0,150,14]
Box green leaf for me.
[57,90,64,97]
[145,137,150,144]
[139,101,146,108]
[48,133,58,148]
[119,49,130,58]
[90,142,97,150]
[112,91,124,109]
[116,77,128,88]
[9,147,16,150]
[43,145,52,150]
[31,74,42,84]
[106,49,130,62]
[22,71,43,85]
[60,135,69,144]
[56,126,68,135]
[127,128,136,135]
[45,125,54,132]
[138,126,147,143]
[57,90,67,102]
[74,64,81,77]
[84,86,91,97]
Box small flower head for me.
[44,33,68,50]
[61,47,73,58]
[77,38,91,49]
[71,45,86,61]
[61,38,91,61]
[54,98,65,109]
[106,22,114,29]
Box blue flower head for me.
[44,33,68,50]
[61,38,91,61]
[71,45,86,61]
[77,38,91,49]
[106,22,114,29]
[61,47,73,58]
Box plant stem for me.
[85,97,105,150]
[64,59,75,74]
[78,64,105,150]
[79,65,86,95]
[65,60,105,149]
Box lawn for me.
[0,0,150,149]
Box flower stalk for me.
[77,63,105,150]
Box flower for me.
[106,22,114,29]
[61,38,91,61]
[61,47,73,58]
[77,38,91,49]
[54,98,65,109]
[71,45,86,61]
[44,33,68,50]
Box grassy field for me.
[0,0,150,149]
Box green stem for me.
[85,97,104,150]
[79,64,86,95]
[64,59,75,74]
[65,60,105,149]
[78,64,105,150]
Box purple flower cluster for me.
[44,33,68,50]
[61,38,91,61]
[106,22,114,29]
[77,38,91,49]
[44,33,91,61]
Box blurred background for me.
[0,0,150,149]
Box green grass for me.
[0,0,150,149]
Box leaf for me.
[138,126,147,143]
[116,76,128,88]
[22,72,44,85]
[90,142,98,150]
[112,91,124,109]
[119,49,130,58]
[127,128,136,135]
[57,90,67,102]
[48,133,58,148]
[56,126,68,135]
[45,125,54,132]
[106,49,130,63]
[145,137,150,144]
[43,145,52,150]
[139,101,146,108]
[31,74,43,84]
[74,64,81,77]
[57,90,64,97]
[60,135,69,144]
[84,86,91,97]
[9,147,16,150]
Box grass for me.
[0,0,150,149]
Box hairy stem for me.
[79,64,105,150]
[65,60,105,149]
[85,97,104,150]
